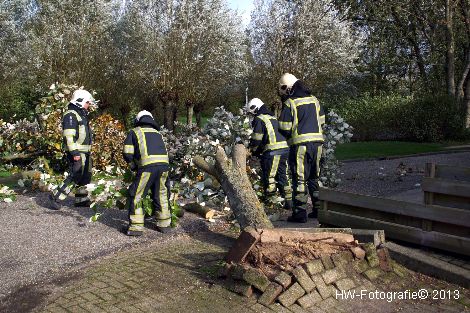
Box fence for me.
[318,164,470,256]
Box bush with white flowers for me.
[2,102,352,216]
[0,185,16,203]
[320,110,353,187]
[0,119,43,157]
[0,83,125,171]
[160,107,252,204]
[161,106,352,206]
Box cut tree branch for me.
[194,144,273,229]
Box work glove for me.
[130,162,137,171]
[72,160,82,175]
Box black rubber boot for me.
[308,199,320,218]
[48,194,60,210]
[121,226,143,236]
[307,211,318,219]
[287,210,307,223]
[74,198,92,207]
[127,229,143,236]
[155,226,176,234]
[283,200,293,210]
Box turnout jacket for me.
[278,81,325,146]
[122,116,169,169]
[249,106,289,156]
[62,103,92,157]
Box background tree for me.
[247,0,359,105]
[332,0,470,127]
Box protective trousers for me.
[288,142,322,218]
[52,153,92,205]
[127,165,171,231]
[260,152,292,202]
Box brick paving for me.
[36,234,470,313]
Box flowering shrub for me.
[0,83,126,171]
[0,185,16,203]
[2,101,352,220]
[35,83,78,160]
[0,119,42,157]
[160,107,252,203]
[159,106,352,207]
[90,114,127,169]
[320,110,353,187]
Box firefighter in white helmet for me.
[278,73,326,223]
[122,110,171,236]
[246,98,292,210]
[49,89,95,210]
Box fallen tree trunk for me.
[184,202,215,219]
[0,151,45,162]
[193,144,273,229]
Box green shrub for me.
[399,94,466,142]
[0,84,39,121]
[329,93,466,142]
[329,93,406,141]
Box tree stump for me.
[193,144,273,229]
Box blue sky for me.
[228,0,254,26]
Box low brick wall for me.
[222,241,404,311]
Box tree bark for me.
[446,0,456,96]
[391,8,428,84]
[0,152,45,162]
[186,100,194,126]
[194,102,203,127]
[465,78,470,128]
[193,144,273,229]
[457,52,470,100]
[459,0,470,126]
[160,91,178,131]
[184,202,215,219]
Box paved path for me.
[337,151,470,197]
[33,234,468,313]
[0,191,205,308]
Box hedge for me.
[329,93,467,142]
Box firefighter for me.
[48,89,94,210]
[246,98,293,210]
[278,73,325,223]
[122,110,171,236]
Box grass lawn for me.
[335,141,448,160]
[0,170,16,188]
[176,115,209,127]
[0,170,11,178]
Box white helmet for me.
[278,73,298,95]
[135,110,153,122]
[246,98,264,114]
[70,89,95,107]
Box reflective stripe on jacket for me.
[250,114,288,155]
[62,107,92,155]
[123,126,169,168]
[278,96,325,146]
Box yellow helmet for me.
[278,73,298,95]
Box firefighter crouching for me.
[246,98,293,210]
[278,73,326,223]
[122,110,171,236]
[48,90,95,210]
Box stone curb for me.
[282,228,353,234]
[283,228,385,247]
[351,229,385,247]
[384,242,470,288]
